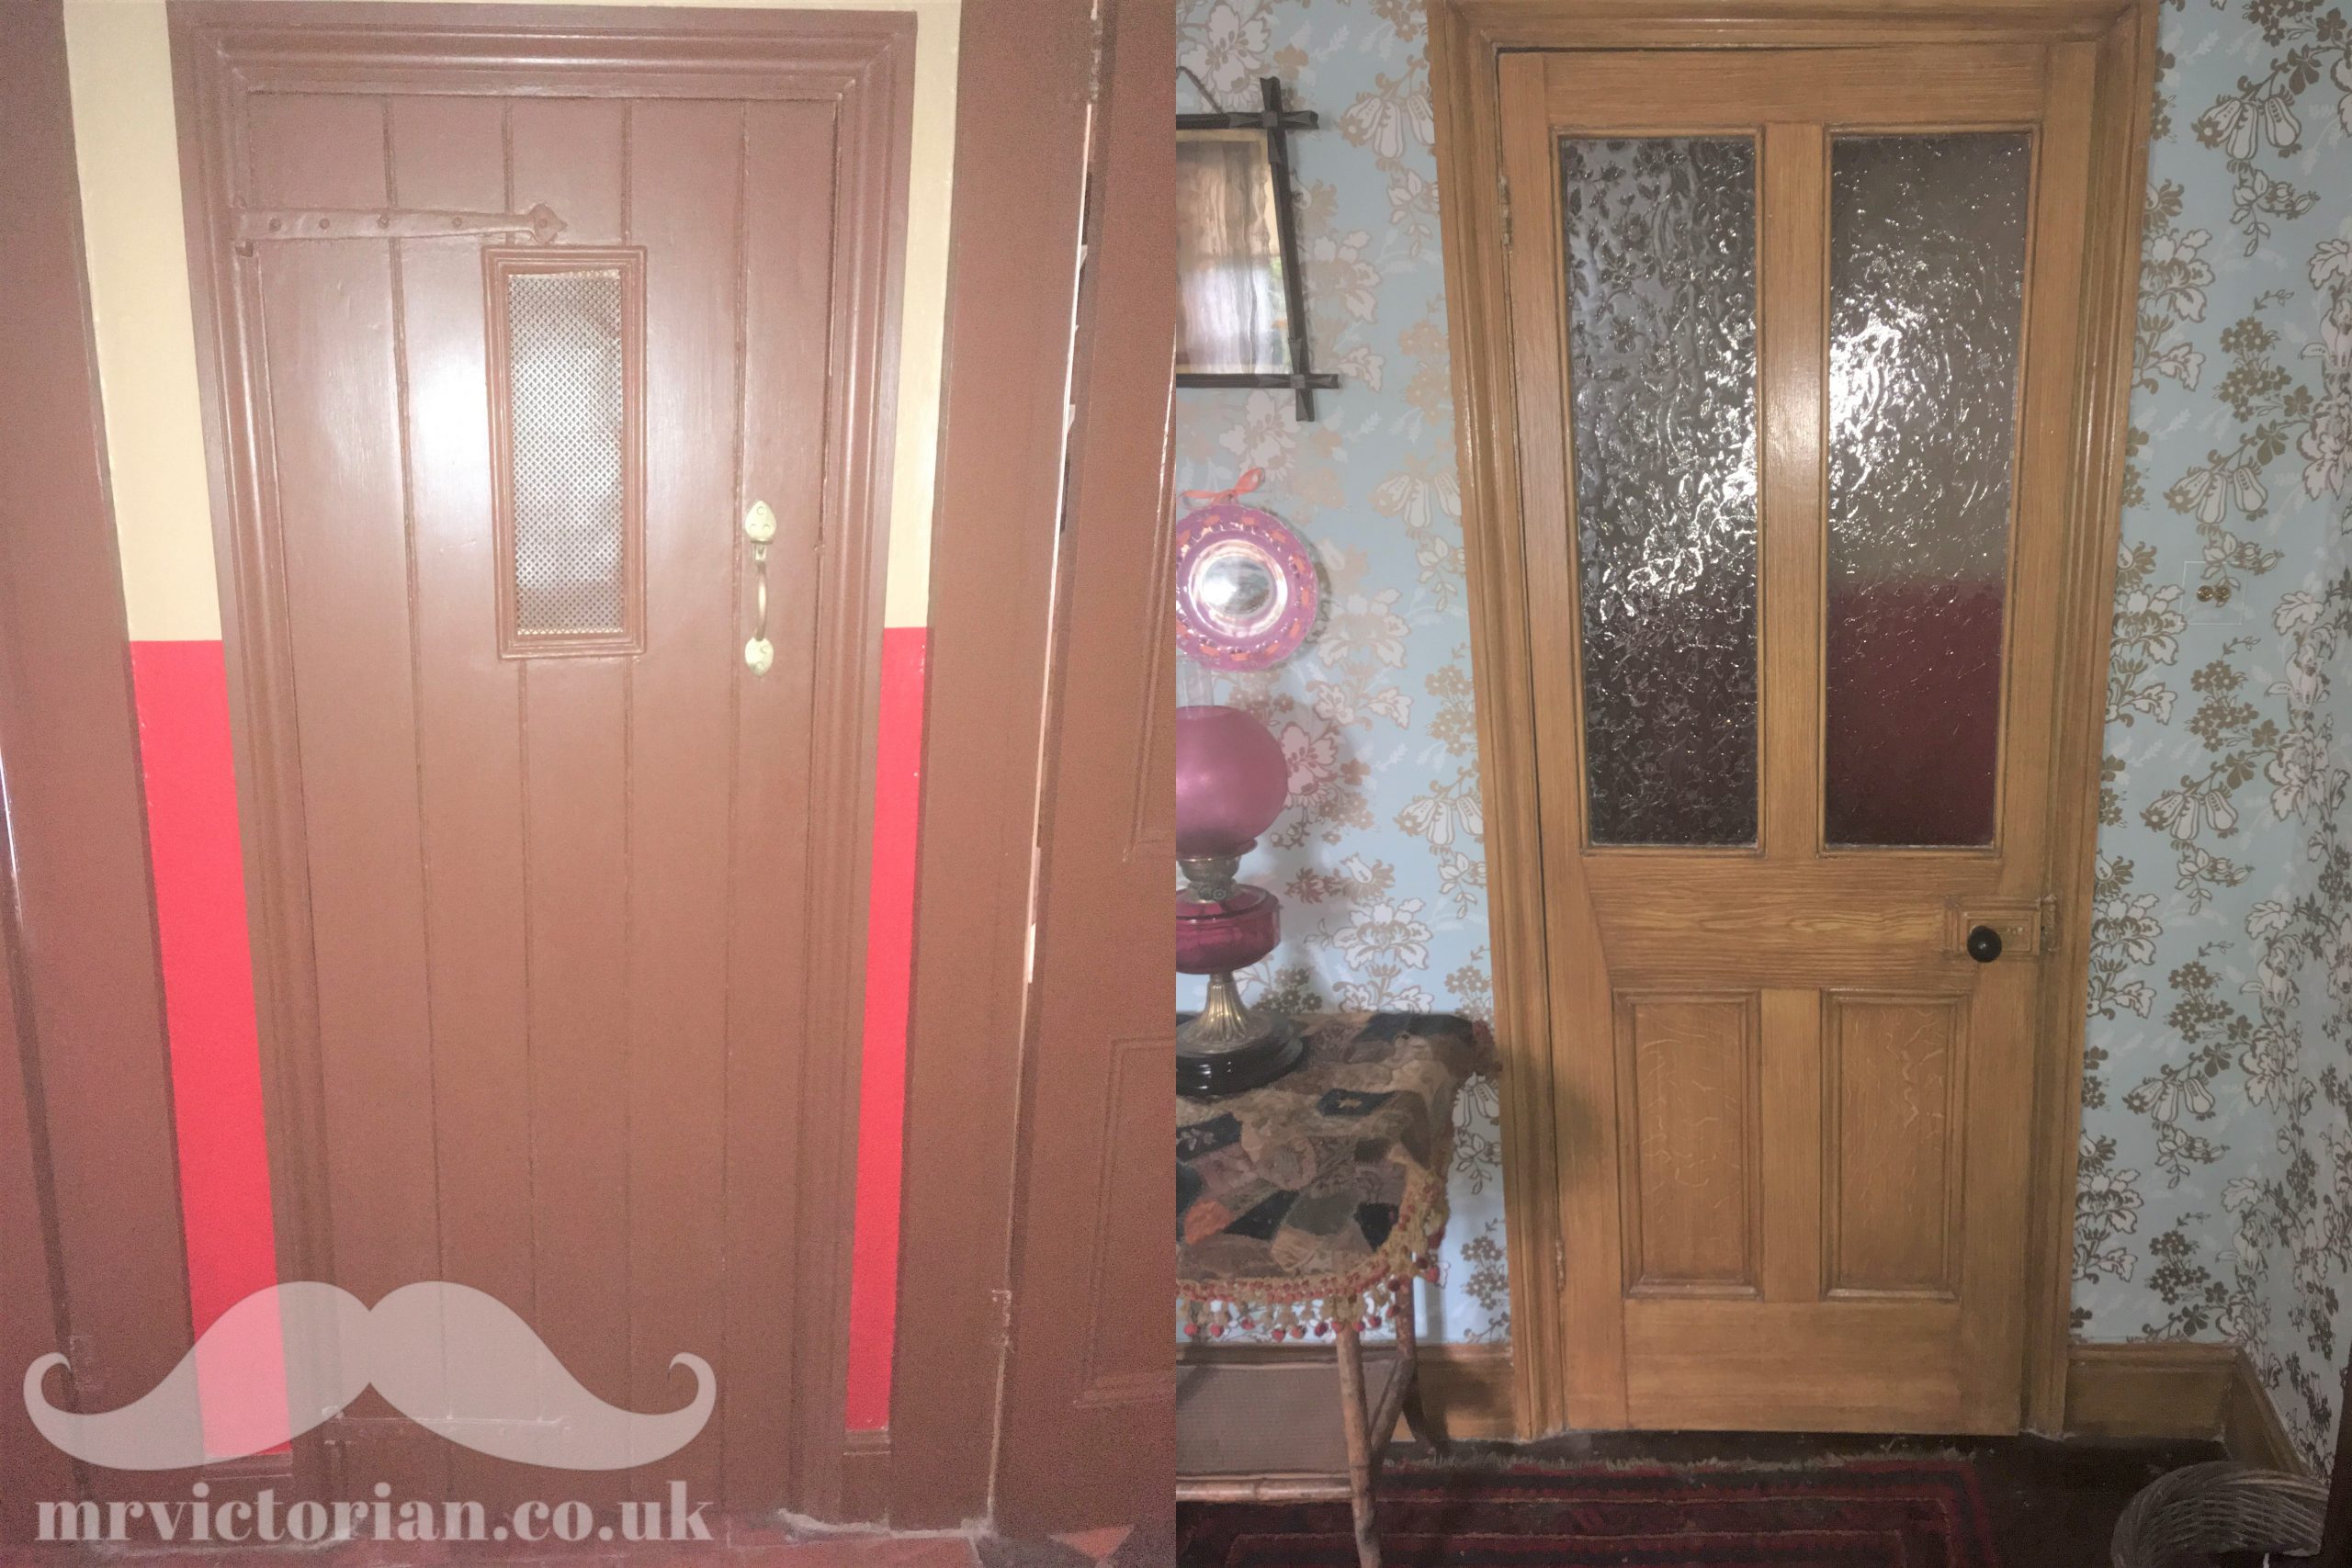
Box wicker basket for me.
[2110,1461,2327,1567]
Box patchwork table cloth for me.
[1177,1011,1490,1341]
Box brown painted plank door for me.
[184,12,907,1516]
[989,0,1176,1537]
[1497,43,2100,1432]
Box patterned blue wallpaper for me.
[2070,0,2352,1466]
[1177,0,2352,1461]
[1176,0,1506,1343]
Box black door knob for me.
[1966,925,2004,964]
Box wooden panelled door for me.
[176,7,909,1513]
[1498,43,2103,1431]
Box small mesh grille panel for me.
[504,268,628,638]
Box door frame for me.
[170,0,912,1513]
[2,0,202,1530]
[1428,0,2159,1438]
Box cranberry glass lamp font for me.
[1175,705,1304,1096]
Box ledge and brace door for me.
[1498,42,2098,1432]
[177,6,910,1513]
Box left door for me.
[176,5,910,1517]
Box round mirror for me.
[1193,542,1287,637]
[1175,502,1317,671]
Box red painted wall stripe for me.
[128,640,285,1458]
[846,626,926,1432]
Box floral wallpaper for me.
[1176,0,1508,1343]
[2074,0,2352,1468]
[1176,0,2352,1447]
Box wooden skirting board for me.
[1177,1342,1515,1490]
[842,1427,892,1523]
[2064,1341,2306,1474]
[1177,1339,2307,1480]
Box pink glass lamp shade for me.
[1176,705,1287,859]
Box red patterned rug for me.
[1178,1460,2003,1566]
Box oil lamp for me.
[1175,704,1304,1096]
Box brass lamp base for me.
[1177,971,1304,1099]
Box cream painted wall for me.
[63,0,956,639]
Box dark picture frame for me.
[1176,76,1340,420]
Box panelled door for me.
[1499,43,2098,1431]
[178,8,909,1512]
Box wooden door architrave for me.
[170,1,911,1515]
[2,0,200,1532]
[1427,0,2158,1438]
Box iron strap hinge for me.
[230,202,567,245]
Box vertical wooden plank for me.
[1758,987,1823,1303]
[387,91,536,1512]
[623,97,743,1508]
[1499,52,1627,1429]
[1758,122,1826,861]
[508,96,633,1510]
[245,89,447,1502]
[722,96,837,1513]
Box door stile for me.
[1498,51,1631,1429]
[1996,42,2098,898]
[1757,122,1826,863]
[1952,43,2102,1434]
[1755,125,1828,1316]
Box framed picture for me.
[1175,78,1340,420]
[1176,130,1289,378]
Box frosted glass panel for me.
[506,268,628,638]
[1561,138,1759,847]
[1824,134,2030,847]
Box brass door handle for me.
[743,500,775,675]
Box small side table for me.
[1176,1011,1487,1568]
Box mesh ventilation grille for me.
[504,268,628,638]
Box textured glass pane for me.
[1562,138,1759,847]
[1825,135,2030,847]
[507,268,627,637]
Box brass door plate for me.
[1948,898,2049,958]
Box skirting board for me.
[2063,1341,2306,1472]
[1182,1339,2306,1476]
[842,1427,891,1522]
[1176,1344,1505,1495]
